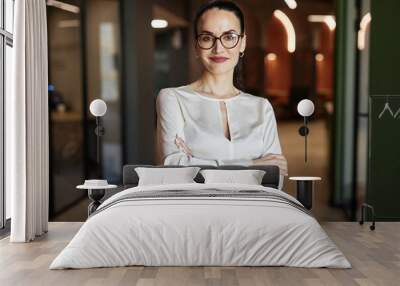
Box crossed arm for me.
[175,135,288,176]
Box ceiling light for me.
[151,19,168,29]
[46,0,80,14]
[358,13,372,50]
[273,10,296,53]
[324,16,336,31]
[284,0,297,9]
[308,15,336,31]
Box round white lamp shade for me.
[297,99,315,117]
[89,99,107,117]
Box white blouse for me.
[156,85,283,169]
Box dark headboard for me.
[123,165,280,189]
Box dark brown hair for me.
[193,0,245,89]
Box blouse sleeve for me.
[262,100,282,156]
[262,100,285,189]
[156,88,219,166]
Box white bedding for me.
[50,183,351,269]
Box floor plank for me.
[0,222,399,286]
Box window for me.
[1,0,14,230]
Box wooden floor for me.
[1,222,399,286]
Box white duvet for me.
[50,183,351,269]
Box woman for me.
[156,0,288,188]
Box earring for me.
[239,52,245,58]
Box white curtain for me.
[6,0,49,242]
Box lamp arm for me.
[94,116,105,165]
[96,117,100,165]
[304,116,308,163]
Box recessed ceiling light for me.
[151,19,168,29]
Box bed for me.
[50,165,351,269]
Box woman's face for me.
[196,8,246,76]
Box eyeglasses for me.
[196,32,244,50]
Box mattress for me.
[50,183,351,269]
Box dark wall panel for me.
[368,1,400,220]
[121,0,155,164]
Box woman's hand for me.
[253,154,288,176]
[175,135,193,157]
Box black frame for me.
[196,32,244,50]
[1,0,14,231]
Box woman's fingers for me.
[257,159,287,171]
[263,154,286,161]
[258,154,288,175]
[261,157,287,167]
[252,157,288,176]
[175,136,193,157]
[272,162,288,175]
[265,154,287,164]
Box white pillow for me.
[200,169,266,185]
[135,167,201,186]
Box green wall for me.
[368,1,400,220]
